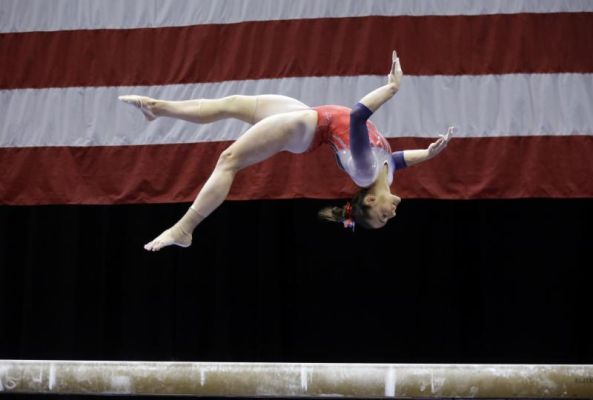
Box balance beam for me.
[1,360,592,398]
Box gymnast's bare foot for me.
[118,95,157,121]
[144,227,192,251]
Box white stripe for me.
[385,367,396,397]
[1,73,592,148]
[2,0,592,33]
[48,364,56,390]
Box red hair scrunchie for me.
[342,202,355,231]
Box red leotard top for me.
[309,105,395,187]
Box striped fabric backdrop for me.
[1,0,593,205]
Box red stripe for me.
[1,13,592,89]
[2,136,592,205]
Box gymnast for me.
[119,51,452,251]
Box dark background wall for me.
[1,198,591,364]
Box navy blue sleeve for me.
[391,151,408,170]
[349,103,374,170]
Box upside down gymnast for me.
[119,51,452,251]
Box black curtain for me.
[1,198,591,365]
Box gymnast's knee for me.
[215,149,241,173]
[221,95,243,105]
[224,95,253,110]
[223,95,257,123]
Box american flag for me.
[1,0,592,205]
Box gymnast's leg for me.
[144,109,318,251]
[119,94,310,124]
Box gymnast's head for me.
[318,187,401,230]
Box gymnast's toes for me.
[144,229,192,252]
[119,95,157,121]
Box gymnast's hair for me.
[318,188,372,230]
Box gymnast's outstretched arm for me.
[394,127,454,168]
[350,51,403,170]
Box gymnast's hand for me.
[388,50,403,90]
[427,126,454,158]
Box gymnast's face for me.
[364,192,401,229]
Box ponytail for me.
[317,206,345,223]
[318,188,372,230]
